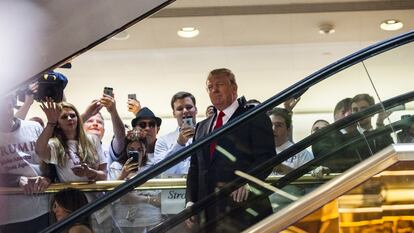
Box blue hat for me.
[34,70,68,102]
[44,71,68,88]
[131,107,162,128]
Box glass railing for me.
[0,176,325,233]
[37,30,414,233]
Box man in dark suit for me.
[185,68,275,232]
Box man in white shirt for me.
[268,108,313,174]
[154,91,197,176]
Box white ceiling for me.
[24,0,414,134]
[0,0,171,95]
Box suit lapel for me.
[228,105,245,122]
[195,115,215,165]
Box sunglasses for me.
[138,121,156,129]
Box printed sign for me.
[161,189,186,214]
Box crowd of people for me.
[0,67,403,233]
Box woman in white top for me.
[35,99,107,182]
[109,129,163,233]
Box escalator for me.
[36,28,414,233]
[246,144,414,233]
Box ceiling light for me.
[318,24,335,35]
[177,27,199,38]
[380,19,403,31]
[111,31,130,40]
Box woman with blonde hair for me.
[35,98,107,182]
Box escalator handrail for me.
[42,29,414,233]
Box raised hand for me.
[127,99,141,116]
[39,97,60,124]
[377,110,392,126]
[82,99,103,121]
[25,82,38,105]
[283,97,301,112]
[177,126,195,146]
[101,94,116,113]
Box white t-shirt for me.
[154,128,191,176]
[276,141,314,170]
[0,120,49,224]
[47,134,106,182]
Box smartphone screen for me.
[182,116,194,128]
[128,94,137,100]
[127,151,140,163]
[104,87,114,97]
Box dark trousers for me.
[0,213,50,233]
[201,194,272,233]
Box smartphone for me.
[103,87,114,97]
[71,164,83,172]
[128,94,137,100]
[127,151,140,164]
[182,116,194,128]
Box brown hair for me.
[51,188,90,226]
[267,107,292,129]
[170,91,196,110]
[352,94,375,106]
[118,137,148,167]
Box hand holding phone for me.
[71,164,85,177]
[127,98,141,115]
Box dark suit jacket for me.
[186,100,275,230]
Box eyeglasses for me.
[138,121,156,129]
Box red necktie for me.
[210,111,225,159]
